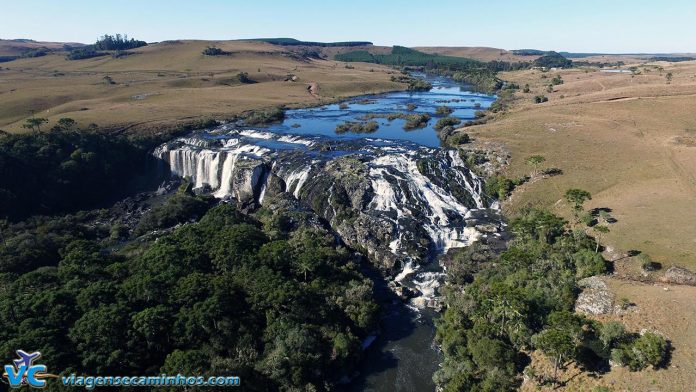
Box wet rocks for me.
[387,280,420,301]
[410,297,444,312]
[155,129,491,272]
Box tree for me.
[22,117,48,133]
[593,225,609,253]
[599,321,626,349]
[56,118,76,130]
[533,95,548,104]
[611,332,669,371]
[565,189,592,221]
[526,155,546,177]
[533,328,576,386]
[666,72,673,84]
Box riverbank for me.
[451,60,696,391]
[0,40,405,135]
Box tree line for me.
[0,120,163,221]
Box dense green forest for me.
[533,52,573,68]
[336,46,526,91]
[0,124,378,390]
[434,208,670,391]
[0,128,160,221]
[336,46,573,91]
[0,191,378,391]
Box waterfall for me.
[154,129,497,271]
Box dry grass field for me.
[0,40,403,134]
[462,60,696,391]
[0,39,85,56]
[416,46,540,62]
[466,61,696,270]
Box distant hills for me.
[248,38,373,47]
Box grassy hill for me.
[0,40,403,134]
[418,46,543,62]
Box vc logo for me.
[3,350,56,388]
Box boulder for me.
[575,276,614,315]
[660,266,696,286]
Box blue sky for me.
[2,0,695,53]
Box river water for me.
[263,74,496,148]
[264,75,496,391]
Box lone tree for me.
[593,225,610,253]
[533,311,583,387]
[22,116,48,133]
[57,117,76,131]
[534,329,575,386]
[565,188,592,220]
[526,155,546,177]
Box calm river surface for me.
[264,74,495,148]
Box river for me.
[265,75,496,391]
[155,74,498,391]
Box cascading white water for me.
[368,151,482,252]
[154,129,499,290]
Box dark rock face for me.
[154,128,493,271]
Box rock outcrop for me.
[154,128,493,272]
[575,276,615,315]
[660,266,696,286]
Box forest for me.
[434,208,670,391]
[0,181,378,391]
[0,127,161,221]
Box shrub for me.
[599,321,627,349]
[135,190,214,236]
[573,249,607,278]
[447,133,471,145]
[639,254,660,271]
[611,332,669,371]
[66,48,107,60]
[485,175,515,200]
[533,95,549,104]
[403,113,430,129]
[236,72,254,84]
[435,106,453,116]
[335,121,379,134]
[241,107,285,125]
[434,117,461,130]
[202,46,228,56]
